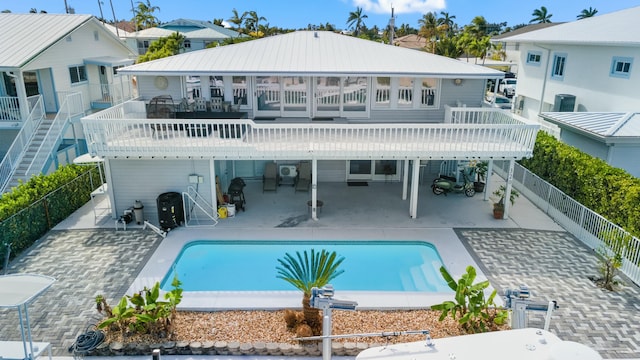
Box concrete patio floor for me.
[1,174,639,359]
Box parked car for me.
[485,95,512,110]
[499,78,517,98]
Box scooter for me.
[431,167,476,197]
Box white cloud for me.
[352,0,446,14]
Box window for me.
[68,65,87,84]
[112,65,125,76]
[183,39,191,49]
[420,78,437,107]
[373,77,390,107]
[610,57,633,78]
[551,53,567,80]
[526,51,542,65]
[397,77,413,107]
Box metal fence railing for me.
[494,161,640,285]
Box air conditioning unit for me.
[279,165,297,178]
[553,94,576,112]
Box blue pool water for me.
[160,240,451,292]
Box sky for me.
[3,0,640,31]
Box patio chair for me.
[263,162,278,192]
[295,161,311,192]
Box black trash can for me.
[157,192,184,231]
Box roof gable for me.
[0,13,94,68]
[121,31,504,78]
[498,6,640,46]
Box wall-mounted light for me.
[453,78,463,86]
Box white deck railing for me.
[494,161,640,285]
[0,96,45,193]
[24,93,84,180]
[82,101,539,161]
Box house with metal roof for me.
[495,6,640,177]
[81,30,539,224]
[126,18,244,55]
[0,13,137,193]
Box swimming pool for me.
[160,240,451,293]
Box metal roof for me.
[160,18,241,38]
[498,6,640,46]
[0,13,94,69]
[127,27,176,39]
[120,31,505,78]
[540,112,640,141]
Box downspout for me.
[537,45,553,115]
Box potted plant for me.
[474,161,488,192]
[492,185,519,219]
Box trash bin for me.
[133,200,144,225]
[225,203,236,218]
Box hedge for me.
[520,132,640,237]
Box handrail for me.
[0,95,45,193]
[24,92,84,180]
[182,186,218,227]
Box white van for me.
[499,78,517,98]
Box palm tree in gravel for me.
[276,249,345,335]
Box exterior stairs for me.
[4,117,55,190]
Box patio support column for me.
[502,160,515,219]
[311,158,319,221]
[402,159,409,200]
[103,158,116,219]
[484,160,494,201]
[210,159,218,211]
[409,159,420,219]
[12,70,29,120]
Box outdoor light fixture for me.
[453,78,463,86]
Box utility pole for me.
[109,0,119,37]
[388,6,395,46]
[97,0,105,22]
[64,0,69,13]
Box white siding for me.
[109,159,212,222]
[561,131,608,160]
[609,145,640,178]
[137,76,184,101]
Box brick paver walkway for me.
[1,228,638,358]
[458,229,640,359]
[0,229,162,356]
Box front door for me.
[314,76,341,118]
[99,66,111,101]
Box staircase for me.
[4,117,55,190]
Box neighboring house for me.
[81,30,539,224]
[393,34,427,50]
[0,13,137,193]
[495,6,640,177]
[539,112,640,177]
[491,23,561,77]
[126,18,243,55]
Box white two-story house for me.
[497,6,640,177]
[0,13,137,193]
[81,31,539,224]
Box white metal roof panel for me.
[499,6,640,46]
[129,27,176,39]
[120,31,505,78]
[540,112,640,138]
[0,274,55,307]
[183,28,232,39]
[0,13,93,68]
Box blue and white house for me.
[0,13,137,193]
[81,31,539,223]
[497,6,640,177]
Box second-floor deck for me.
[81,101,540,161]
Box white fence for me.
[494,160,640,285]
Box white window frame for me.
[551,53,567,80]
[526,51,542,66]
[68,65,87,84]
[610,56,633,79]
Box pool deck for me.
[1,175,639,359]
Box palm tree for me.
[438,11,456,37]
[467,15,488,39]
[418,12,438,53]
[276,249,345,335]
[346,7,368,36]
[530,6,553,24]
[244,10,266,37]
[577,7,598,19]
[134,0,160,30]
[212,18,224,26]
[227,8,246,33]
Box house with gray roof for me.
[0,13,137,193]
[127,18,244,55]
[81,31,539,224]
[496,6,640,177]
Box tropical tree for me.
[276,249,345,335]
[418,12,439,53]
[435,36,463,58]
[468,36,492,64]
[29,8,47,13]
[244,10,266,37]
[134,0,160,30]
[577,7,598,19]
[346,7,368,36]
[530,6,553,24]
[491,42,507,61]
[138,32,185,63]
[227,8,246,33]
[438,11,456,37]
[212,18,224,26]
[467,15,488,39]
